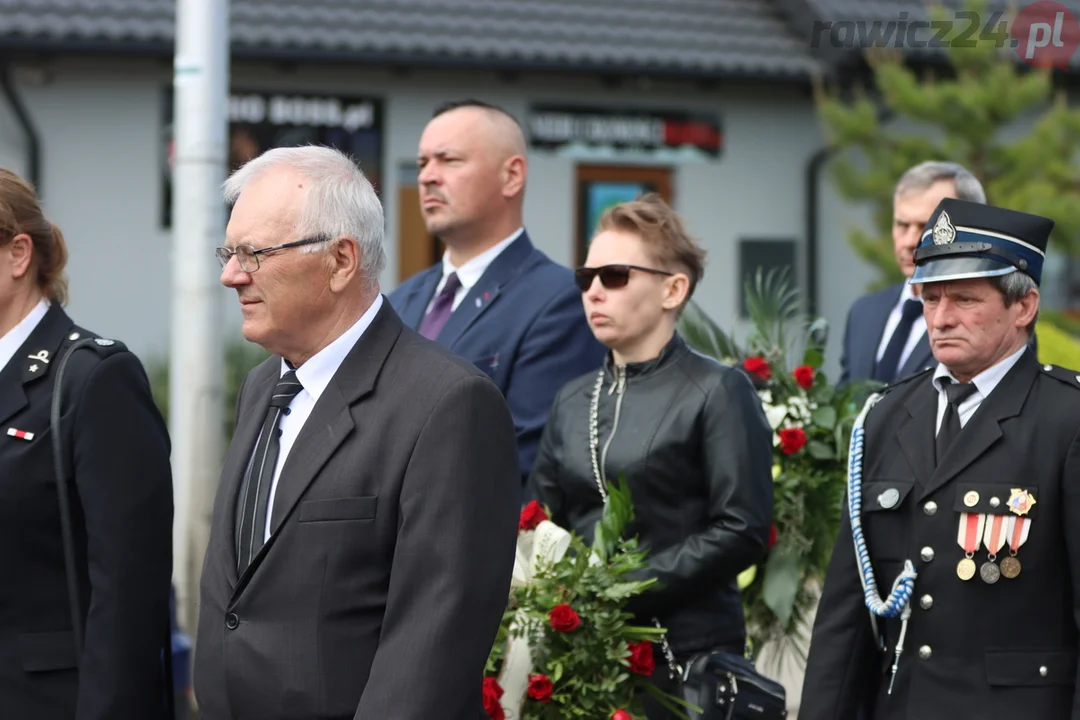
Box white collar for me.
[440,227,523,291]
[280,294,383,402]
[932,343,1029,397]
[0,298,50,372]
[899,281,920,305]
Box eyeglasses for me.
[573,264,674,292]
[215,235,331,273]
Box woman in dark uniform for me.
[529,194,775,717]
[0,168,174,719]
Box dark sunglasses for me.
[573,264,674,292]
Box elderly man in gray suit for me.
[193,145,520,719]
[839,161,986,386]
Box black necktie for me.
[236,370,303,572]
[936,379,977,466]
[873,299,923,383]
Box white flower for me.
[763,402,788,431]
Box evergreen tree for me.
[815,0,1080,289]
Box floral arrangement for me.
[483,481,696,720]
[678,269,872,669]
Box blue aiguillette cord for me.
[847,392,918,694]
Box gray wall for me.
[1,57,882,382]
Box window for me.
[575,165,672,266]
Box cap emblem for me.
[933,210,957,246]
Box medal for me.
[1001,515,1031,579]
[981,513,1007,584]
[956,512,986,581]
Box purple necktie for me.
[418,272,461,340]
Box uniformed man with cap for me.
[799,197,1080,720]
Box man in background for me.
[389,99,605,489]
[839,161,985,385]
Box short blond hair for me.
[595,192,706,305]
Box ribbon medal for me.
[956,512,986,581]
[981,513,1007,584]
[1001,514,1031,579]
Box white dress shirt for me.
[259,293,384,541]
[875,282,927,371]
[425,227,523,314]
[0,299,49,372]
[931,343,1028,434]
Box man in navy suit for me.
[390,99,606,488]
[839,161,986,386]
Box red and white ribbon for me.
[958,512,986,555]
[983,513,1007,558]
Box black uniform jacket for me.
[800,348,1080,720]
[529,333,775,655]
[0,303,173,720]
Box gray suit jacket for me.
[193,299,520,720]
[839,282,933,386]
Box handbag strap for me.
[49,338,175,720]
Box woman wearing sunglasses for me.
[528,194,775,717]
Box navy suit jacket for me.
[839,282,933,386]
[389,231,607,484]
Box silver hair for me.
[895,161,987,204]
[993,270,1039,333]
[223,145,386,288]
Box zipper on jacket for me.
[599,364,627,484]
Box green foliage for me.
[678,268,874,672]
[1036,317,1080,370]
[815,0,1080,290]
[146,340,271,443]
[488,481,697,719]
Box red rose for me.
[778,427,807,455]
[527,674,554,703]
[482,677,504,720]
[768,524,778,548]
[548,603,581,632]
[518,500,548,532]
[743,356,771,380]
[611,711,634,720]
[793,365,814,390]
[627,641,656,676]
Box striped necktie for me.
[236,370,303,572]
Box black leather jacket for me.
[529,332,774,655]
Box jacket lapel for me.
[398,266,442,331]
[917,349,1038,501]
[436,232,534,348]
[861,285,902,378]
[899,332,934,378]
[0,303,75,426]
[216,358,277,583]
[897,378,938,494]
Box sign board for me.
[160,89,384,227]
[527,105,722,159]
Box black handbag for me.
[655,623,787,720]
[51,338,175,720]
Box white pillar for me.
[169,0,229,636]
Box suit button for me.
[1040,665,1049,677]
[225,612,239,630]
[920,594,933,610]
[918,645,932,660]
[924,501,938,516]
[920,546,934,562]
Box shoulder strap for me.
[49,338,175,720]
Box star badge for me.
[1008,488,1036,516]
